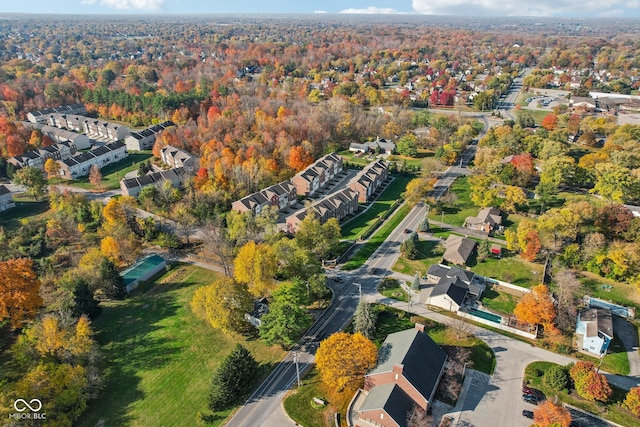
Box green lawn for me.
[524,361,637,426]
[378,277,409,302]
[283,369,331,427]
[573,335,630,376]
[341,175,412,240]
[429,176,477,227]
[578,272,640,312]
[78,264,285,427]
[480,285,520,315]
[342,203,411,270]
[470,254,543,289]
[70,151,153,191]
[393,238,445,275]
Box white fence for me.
[482,277,532,294]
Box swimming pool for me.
[468,308,501,324]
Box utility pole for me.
[293,352,301,388]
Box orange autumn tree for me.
[288,145,313,172]
[0,258,43,328]
[533,401,572,427]
[316,332,377,392]
[514,284,557,334]
[541,113,559,131]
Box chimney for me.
[414,323,425,333]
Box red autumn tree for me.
[541,113,558,131]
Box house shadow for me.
[460,372,499,412]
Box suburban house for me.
[58,141,127,179]
[290,152,343,197]
[0,185,15,212]
[442,235,476,265]
[46,113,89,133]
[347,159,389,203]
[27,103,86,124]
[353,324,447,427]
[125,121,175,151]
[464,207,503,234]
[8,142,77,170]
[576,307,613,356]
[160,145,199,172]
[426,264,485,312]
[34,124,91,150]
[348,137,396,155]
[231,180,298,215]
[285,187,359,233]
[120,167,188,197]
[245,297,269,328]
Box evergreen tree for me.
[401,232,420,260]
[418,217,429,232]
[411,273,421,291]
[98,258,126,300]
[208,344,259,411]
[477,239,491,262]
[72,279,101,319]
[353,301,377,339]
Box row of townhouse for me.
[27,104,86,124]
[120,167,188,197]
[8,142,76,170]
[160,145,199,172]
[290,152,343,197]
[231,152,343,216]
[33,123,91,150]
[347,159,388,203]
[231,181,297,215]
[285,187,359,233]
[45,113,129,142]
[58,141,127,180]
[125,121,175,151]
[0,185,15,212]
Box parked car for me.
[332,276,343,283]
[522,410,534,419]
[522,394,539,405]
[522,386,544,399]
[403,228,411,233]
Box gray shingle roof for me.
[359,383,415,427]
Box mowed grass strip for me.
[79,264,285,427]
[341,175,412,241]
[342,203,411,270]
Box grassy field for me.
[70,151,153,191]
[578,271,640,310]
[283,368,341,427]
[524,361,637,426]
[429,176,476,227]
[0,196,50,232]
[342,203,411,270]
[78,264,285,427]
[393,238,445,275]
[340,175,412,240]
[378,277,409,302]
[469,254,543,289]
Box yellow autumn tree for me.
[234,240,278,296]
[514,284,558,334]
[533,401,572,427]
[316,332,378,392]
[44,157,60,178]
[0,258,43,328]
[100,236,121,264]
[190,277,253,335]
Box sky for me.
[1,0,640,17]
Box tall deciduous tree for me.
[0,258,43,328]
[513,285,557,334]
[553,269,582,333]
[316,332,377,392]
[208,344,259,411]
[14,166,47,200]
[44,157,60,178]
[294,215,341,260]
[259,283,312,347]
[533,401,572,427]
[190,277,253,335]
[234,240,278,297]
[89,164,102,190]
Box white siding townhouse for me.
[8,142,77,170]
[120,167,188,197]
[160,145,199,172]
[58,141,127,179]
[0,185,15,212]
[27,104,86,124]
[33,124,91,150]
[125,121,175,151]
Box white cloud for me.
[81,0,165,10]
[314,10,328,13]
[340,7,402,14]
[411,0,635,16]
